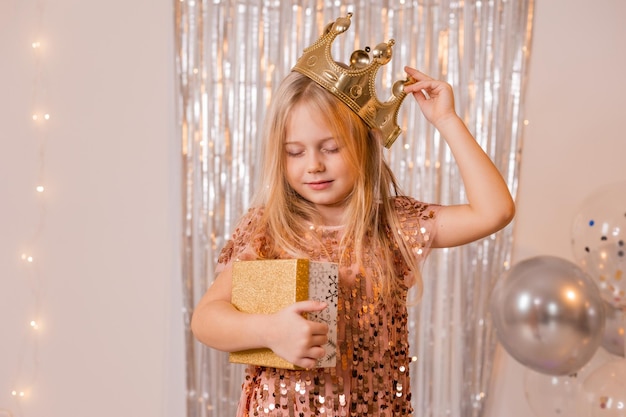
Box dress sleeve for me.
[393,196,441,262]
[215,207,265,274]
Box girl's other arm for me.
[403,67,515,248]
[190,264,329,369]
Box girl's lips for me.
[307,180,332,190]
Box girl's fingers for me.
[403,65,421,76]
[304,346,326,362]
[403,79,435,95]
[310,334,329,346]
[291,300,328,314]
[403,67,442,98]
[404,66,431,81]
[310,346,326,359]
[403,82,435,101]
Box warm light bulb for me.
[21,254,34,263]
[36,185,44,193]
[30,320,39,330]
[31,113,50,122]
[32,41,41,48]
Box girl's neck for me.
[308,222,345,231]
[313,206,347,227]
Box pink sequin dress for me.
[216,196,439,417]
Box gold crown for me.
[292,13,414,148]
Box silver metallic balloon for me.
[490,256,606,376]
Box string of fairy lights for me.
[3,2,49,416]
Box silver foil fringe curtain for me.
[175,1,534,416]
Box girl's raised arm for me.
[403,67,515,248]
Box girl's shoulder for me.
[216,206,267,266]
[391,195,439,221]
[234,206,266,232]
[389,196,440,256]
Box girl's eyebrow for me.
[284,136,336,145]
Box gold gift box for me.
[229,258,338,369]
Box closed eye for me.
[284,139,339,157]
[322,147,339,154]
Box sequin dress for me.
[216,196,439,417]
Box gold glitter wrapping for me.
[230,259,336,369]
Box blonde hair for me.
[251,71,423,300]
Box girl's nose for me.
[307,154,325,173]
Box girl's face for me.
[284,101,356,226]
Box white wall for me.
[0,0,184,416]
[1,1,625,417]
[487,0,626,416]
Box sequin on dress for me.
[216,196,439,417]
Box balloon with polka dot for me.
[571,182,626,309]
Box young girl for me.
[191,32,515,417]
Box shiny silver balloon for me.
[490,256,606,376]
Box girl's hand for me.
[403,66,457,127]
[266,300,329,369]
[401,67,515,247]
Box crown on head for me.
[292,13,414,148]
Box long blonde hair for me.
[251,71,423,300]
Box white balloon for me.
[524,370,582,417]
[571,181,626,308]
[579,358,626,417]
[601,301,625,358]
